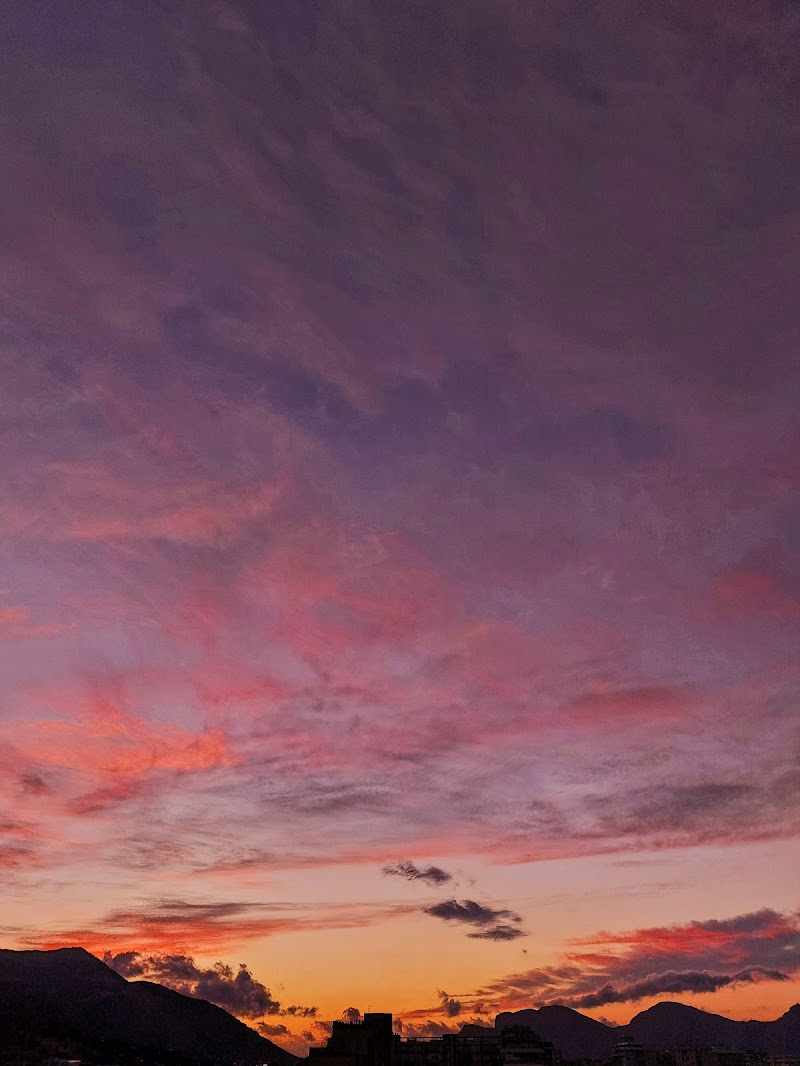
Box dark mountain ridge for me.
[495,1002,800,1059]
[0,947,297,1066]
[496,1006,618,1059]
[2,948,798,1064]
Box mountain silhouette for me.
[624,1002,800,1054]
[625,1002,741,1049]
[0,947,297,1066]
[493,1002,800,1059]
[496,1006,618,1059]
[2,948,798,1064]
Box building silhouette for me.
[398,1038,445,1066]
[500,1025,561,1066]
[310,1014,558,1066]
[673,1051,749,1066]
[309,1014,395,1066]
[611,1041,650,1066]
[305,1013,791,1066]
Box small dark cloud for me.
[470,923,527,942]
[258,1022,291,1037]
[425,899,520,926]
[383,860,453,886]
[342,1007,362,1023]
[284,1004,319,1017]
[425,899,527,941]
[437,990,462,1017]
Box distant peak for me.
[0,945,126,984]
[0,945,98,960]
[635,1002,711,1016]
[48,946,109,965]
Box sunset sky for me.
[1,0,799,1054]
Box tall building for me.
[309,1014,396,1066]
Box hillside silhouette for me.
[497,1002,800,1058]
[1,949,798,1064]
[0,947,298,1066]
[496,1006,618,1059]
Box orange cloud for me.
[21,898,418,955]
[17,704,230,779]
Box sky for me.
[1,0,799,1054]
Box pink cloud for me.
[714,566,800,620]
[478,908,800,1012]
[0,603,72,639]
[17,461,284,547]
[4,678,236,824]
[16,697,232,779]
